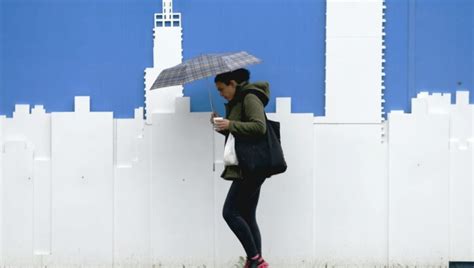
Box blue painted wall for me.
[0,0,472,118]
[384,0,473,114]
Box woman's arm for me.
[228,94,266,136]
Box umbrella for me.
[151,51,261,113]
[150,51,262,90]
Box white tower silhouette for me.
[144,0,183,124]
[321,0,386,123]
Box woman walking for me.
[211,68,271,268]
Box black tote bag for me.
[233,93,287,178]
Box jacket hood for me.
[234,81,270,107]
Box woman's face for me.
[215,80,237,101]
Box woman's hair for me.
[214,68,250,85]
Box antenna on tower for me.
[155,0,181,28]
[162,0,173,18]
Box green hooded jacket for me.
[216,80,270,180]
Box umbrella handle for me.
[207,85,216,114]
[207,79,217,172]
[212,126,215,172]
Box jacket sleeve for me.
[228,94,266,137]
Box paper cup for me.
[213,117,223,124]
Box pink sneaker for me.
[244,254,269,268]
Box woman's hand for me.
[214,119,231,131]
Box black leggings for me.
[222,174,266,258]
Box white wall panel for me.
[449,91,474,261]
[50,97,114,267]
[33,159,52,257]
[2,105,52,266]
[150,97,214,267]
[313,123,388,266]
[0,115,5,265]
[114,108,152,267]
[0,115,4,266]
[2,141,34,267]
[115,108,145,168]
[388,111,450,266]
[449,147,473,261]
